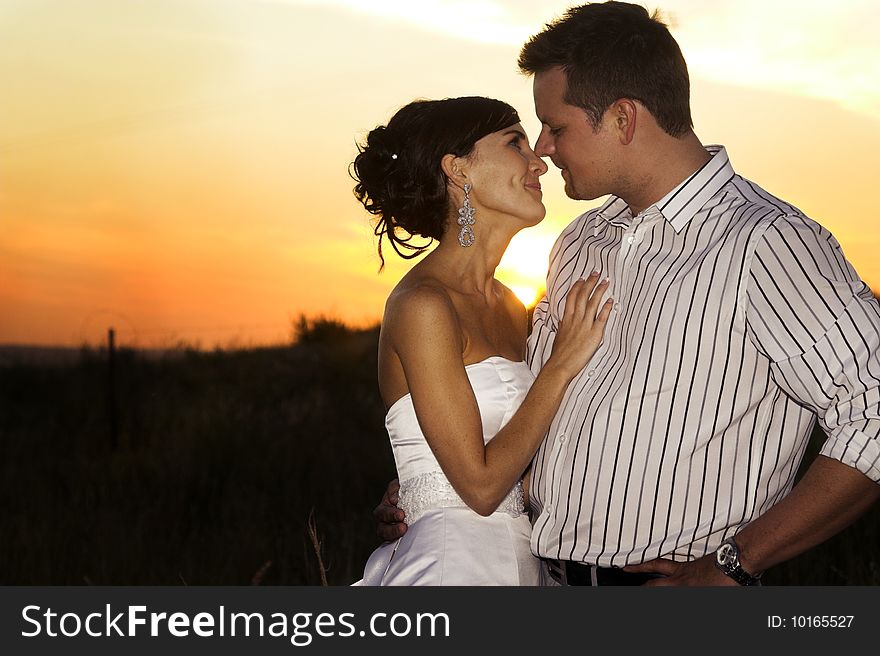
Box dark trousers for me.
[544,559,664,586]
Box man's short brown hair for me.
[519,2,693,137]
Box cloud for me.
[263,0,878,117]
[268,0,536,44]
[665,0,880,116]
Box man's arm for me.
[735,456,880,574]
[626,456,880,585]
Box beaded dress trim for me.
[398,471,524,525]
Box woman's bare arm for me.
[387,274,611,515]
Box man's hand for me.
[624,554,739,586]
[373,478,408,542]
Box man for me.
[377,1,880,585]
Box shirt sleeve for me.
[744,214,880,482]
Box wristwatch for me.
[714,537,761,586]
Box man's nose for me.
[534,129,553,157]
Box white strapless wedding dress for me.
[356,356,540,586]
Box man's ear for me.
[610,98,638,145]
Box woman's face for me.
[463,123,548,228]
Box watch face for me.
[716,543,737,567]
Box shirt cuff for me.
[819,425,880,483]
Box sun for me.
[510,285,541,306]
[496,228,555,307]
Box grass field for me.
[0,318,877,585]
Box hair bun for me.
[352,126,405,230]
[365,126,400,162]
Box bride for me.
[352,96,611,585]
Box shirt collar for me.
[596,145,735,233]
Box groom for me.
[377,1,880,585]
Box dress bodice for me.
[384,356,535,523]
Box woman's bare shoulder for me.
[384,274,457,326]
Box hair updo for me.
[351,96,520,268]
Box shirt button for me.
[558,434,567,444]
[627,235,635,244]
[587,369,595,377]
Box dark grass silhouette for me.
[0,316,877,585]
[0,318,393,585]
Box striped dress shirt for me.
[526,145,880,566]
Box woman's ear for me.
[441,153,469,192]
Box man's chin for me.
[563,180,604,202]
[563,183,588,201]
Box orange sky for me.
[1,0,878,347]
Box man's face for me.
[532,66,618,201]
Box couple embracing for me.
[352,2,880,586]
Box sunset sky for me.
[2,0,878,347]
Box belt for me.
[544,559,664,586]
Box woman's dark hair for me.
[518,2,692,137]
[351,96,520,269]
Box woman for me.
[352,97,611,585]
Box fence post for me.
[108,327,119,449]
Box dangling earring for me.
[457,183,475,247]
